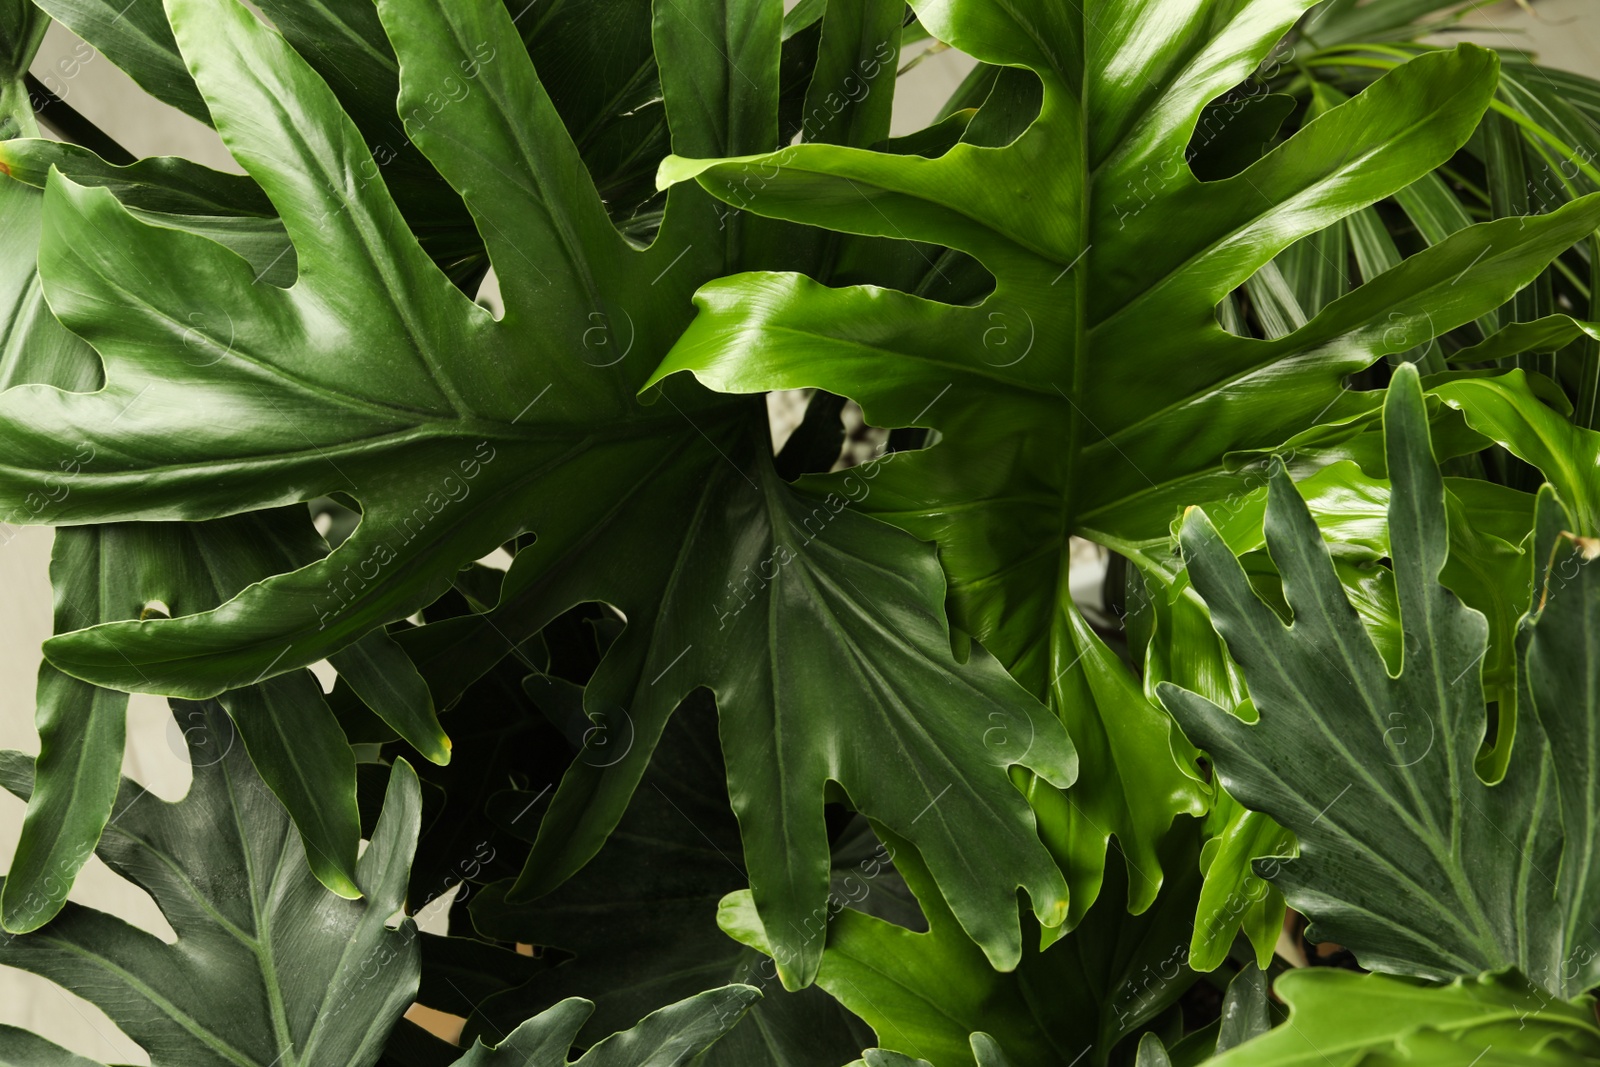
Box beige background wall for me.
[2,2,1595,1061]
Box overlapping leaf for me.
[1189,446,1539,770]
[720,824,1204,1067]
[0,0,1072,989]
[1434,369,1600,533]
[0,0,40,156]
[1207,970,1600,1067]
[0,137,466,913]
[1159,365,1600,996]
[649,0,1600,921]
[3,512,401,929]
[0,703,423,1067]
[443,986,759,1067]
[463,692,875,1066]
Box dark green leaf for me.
[0,705,424,1066]
[29,0,207,119]
[0,1024,106,1066]
[652,7,1575,921]
[0,0,1072,992]
[4,510,395,923]
[1215,966,1273,1053]
[1159,364,1600,996]
[465,693,869,1065]
[0,0,45,82]
[444,986,759,1067]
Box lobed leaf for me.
[1159,364,1600,995]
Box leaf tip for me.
[321,869,363,901]
[656,154,699,192]
[422,732,452,767]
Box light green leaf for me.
[1188,793,1292,972]
[720,827,1204,1067]
[1207,970,1600,1066]
[1434,369,1600,534]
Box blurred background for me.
[0,0,1594,1060]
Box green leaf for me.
[0,137,273,214]
[1188,792,1292,972]
[846,1053,931,1067]
[1206,970,1600,1066]
[1448,315,1600,366]
[720,826,1204,1067]
[969,1034,1017,1067]
[24,0,493,284]
[463,693,871,1066]
[1216,965,1275,1053]
[1190,450,1539,775]
[0,1024,106,1066]
[352,642,566,909]
[0,0,45,84]
[444,986,760,1067]
[329,631,448,766]
[799,0,901,150]
[1158,363,1600,996]
[1434,369,1600,534]
[0,528,124,935]
[0,172,99,395]
[0,0,1072,992]
[1126,556,1291,972]
[28,0,208,120]
[3,510,400,924]
[0,704,424,1067]
[1134,1034,1171,1067]
[491,443,1075,990]
[1301,0,1487,44]
[650,5,1597,917]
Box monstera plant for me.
[1,0,1599,1063]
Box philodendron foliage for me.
[0,0,1599,1062]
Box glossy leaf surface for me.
[0,0,1072,991]
[1208,970,1600,1066]
[1160,365,1600,996]
[650,0,1600,918]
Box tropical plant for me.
[1,0,1599,1064]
